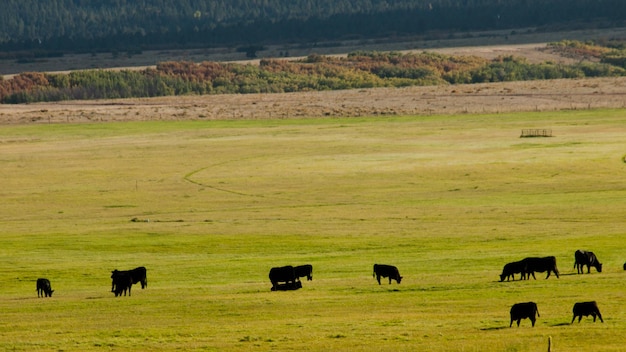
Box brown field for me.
[2,27,626,124]
[2,76,626,125]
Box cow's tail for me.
[536,306,540,317]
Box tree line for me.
[1,0,625,55]
[2,41,626,104]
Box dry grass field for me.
[2,76,626,125]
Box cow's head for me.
[597,263,603,272]
[397,276,403,284]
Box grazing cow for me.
[523,256,559,279]
[574,250,602,274]
[112,271,133,297]
[269,266,298,291]
[572,301,604,323]
[373,264,402,285]
[499,260,527,282]
[510,302,540,327]
[111,266,147,293]
[294,264,313,281]
[36,278,54,298]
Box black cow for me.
[294,264,313,281]
[36,278,54,298]
[269,266,298,291]
[111,266,147,293]
[523,256,559,279]
[373,264,402,285]
[574,250,602,274]
[112,271,133,297]
[510,302,540,327]
[499,260,527,282]
[572,301,604,323]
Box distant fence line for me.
[520,129,552,138]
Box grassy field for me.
[0,110,624,351]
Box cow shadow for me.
[549,322,571,327]
[480,326,508,331]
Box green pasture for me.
[0,109,624,351]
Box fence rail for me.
[520,129,552,138]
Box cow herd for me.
[35,266,148,299]
[267,250,614,328]
[502,249,608,327]
[509,300,604,327]
[110,266,148,297]
[499,256,560,281]
[267,263,404,291]
[268,264,313,291]
[33,250,621,327]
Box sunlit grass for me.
[0,109,624,351]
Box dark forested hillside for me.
[1,0,625,54]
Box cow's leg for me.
[597,312,604,323]
[571,315,576,324]
[388,277,392,284]
[530,317,536,327]
[376,275,381,285]
[516,319,521,327]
